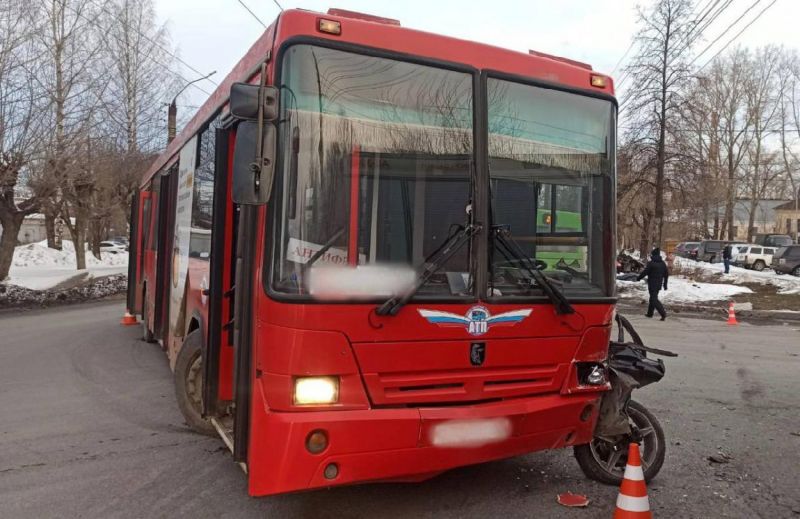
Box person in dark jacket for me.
[637,248,669,320]
[722,243,733,274]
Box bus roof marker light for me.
[318,18,342,35]
[590,74,607,88]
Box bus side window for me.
[141,194,152,251]
[150,174,161,250]
[190,117,221,260]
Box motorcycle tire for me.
[573,400,665,485]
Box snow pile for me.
[618,276,753,303]
[3,240,128,292]
[12,240,128,268]
[673,257,800,295]
[0,274,127,308]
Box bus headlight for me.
[294,376,339,405]
[576,362,607,386]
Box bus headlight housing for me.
[576,363,607,386]
[294,376,339,405]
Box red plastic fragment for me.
[556,492,590,507]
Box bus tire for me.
[142,296,155,343]
[174,331,216,437]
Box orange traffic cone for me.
[726,301,738,326]
[120,311,137,326]
[613,443,652,519]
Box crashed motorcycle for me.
[573,314,677,484]
[616,251,645,274]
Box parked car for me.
[753,233,793,248]
[733,244,777,271]
[109,236,130,250]
[771,245,800,276]
[697,240,747,263]
[675,241,700,259]
[99,241,127,254]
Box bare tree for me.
[742,47,782,241]
[704,50,752,239]
[778,49,800,215]
[622,0,695,246]
[37,0,106,269]
[0,1,49,281]
[102,0,179,153]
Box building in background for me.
[0,214,47,245]
[773,200,800,243]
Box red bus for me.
[126,8,618,496]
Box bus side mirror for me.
[230,83,278,121]
[232,120,276,205]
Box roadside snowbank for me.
[617,276,753,303]
[3,240,128,291]
[12,240,128,268]
[0,274,127,308]
[673,257,800,295]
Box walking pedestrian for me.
[722,243,733,274]
[637,248,669,321]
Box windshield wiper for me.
[491,225,574,315]
[376,223,481,316]
[304,227,346,270]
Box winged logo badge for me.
[418,306,532,336]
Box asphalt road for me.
[1,301,799,518]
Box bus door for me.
[203,127,237,423]
[153,165,179,344]
[126,191,140,314]
[131,189,151,314]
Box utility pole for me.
[167,71,216,144]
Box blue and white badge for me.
[418,305,532,336]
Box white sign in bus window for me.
[286,237,365,265]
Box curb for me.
[617,301,800,323]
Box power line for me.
[271,0,285,11]
[236,0,267,28]
[697,0,778,72]
[621,0,731,96]
[690,0,764,66]
[611,41,635,75]
[617,0,731,101]
[64,2,213,97]
[85,0,219,87]
[616,0,719,85]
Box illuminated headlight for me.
[294,377,339,405]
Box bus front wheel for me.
[174,331,216,436]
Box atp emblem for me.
[418,306,532,336]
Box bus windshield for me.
[487,78,614,297]
[271,45,474,299]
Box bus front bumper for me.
[247,392,601,496]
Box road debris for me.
[556,492,590,507]
[708,451,733,464]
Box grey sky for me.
[153,0,799,112]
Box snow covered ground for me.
[3,240,128,291]
[673,257,800,295]
[617,276,753,303]
[617,256,800,310]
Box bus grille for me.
[362,365,567,406]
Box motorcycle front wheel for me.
[573,400,665,485]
